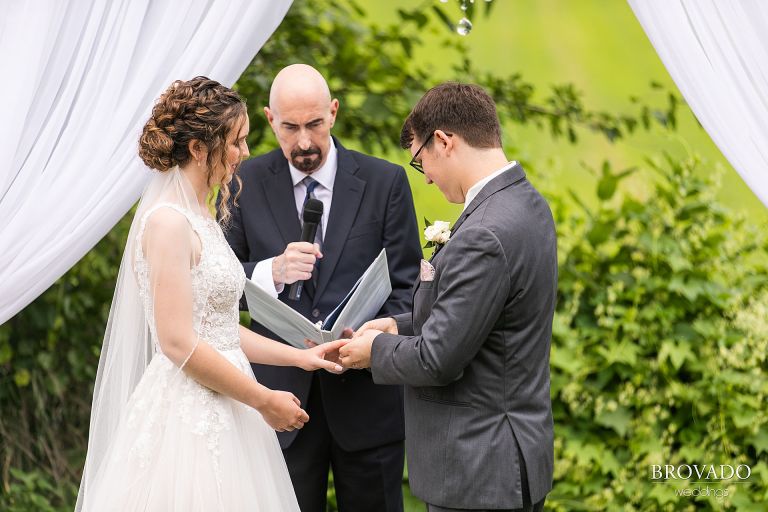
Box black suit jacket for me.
[222,137,421,450]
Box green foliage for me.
[548,157,768,510]
[0,470,77,512]
[0,212,131,510]
[235,0,429,155]
[236,0,679,157]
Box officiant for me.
[218,64,421,512]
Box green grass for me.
[403,482,425,511]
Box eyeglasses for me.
[408,132,434,174]
[408,132,452,174]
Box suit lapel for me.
[262,157,302,246]
[430,163,526,264]
[417,165,526,302]
[313,142,365,304]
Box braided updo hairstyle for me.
[139,76,246,225]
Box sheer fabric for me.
[0,0,292,323]
[629,0,768,208]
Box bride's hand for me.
[258,390,309,432]
[299,339,348,373]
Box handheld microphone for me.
[288,198,324,301]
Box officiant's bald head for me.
[269,64,332,109]
[265,64,339,173]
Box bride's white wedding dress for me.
[80,203,300,511]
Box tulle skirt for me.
[80,348,299,511]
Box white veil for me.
[76,166,211,510]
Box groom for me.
[337,83,557,511]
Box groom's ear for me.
[434,129,454,155]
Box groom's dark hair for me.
[400,82,502,150]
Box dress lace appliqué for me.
[129,203,247,488]
[134,203,246,352]
[81,196,300,511]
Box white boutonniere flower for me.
[424,219,451,249]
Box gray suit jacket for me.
[371,164,557,509]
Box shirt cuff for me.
[251,258,284,298]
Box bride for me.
[75,77,345,511]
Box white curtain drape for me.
[0,0,292,324]
[628,0,768,207]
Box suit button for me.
[312,309,320,318]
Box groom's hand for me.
[354,317,397,336]
[273,242,323,285]
[339,329,382,370]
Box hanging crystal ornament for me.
[437,0,491,36]
[456,17,472,35]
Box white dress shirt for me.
[463,161,517,212]
[251,138,338,295]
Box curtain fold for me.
[0,0,292,323]
[628,0,768,207]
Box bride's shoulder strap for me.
[134,203,206,263]
[137,202,202,239]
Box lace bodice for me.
[134,203,246,352]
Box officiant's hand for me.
[258,390,309,432]
[304,329,355,373]
[273,242,322,285]
[298,339,347,374]
[338,329,382,370]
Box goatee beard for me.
[291,147,322,172]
